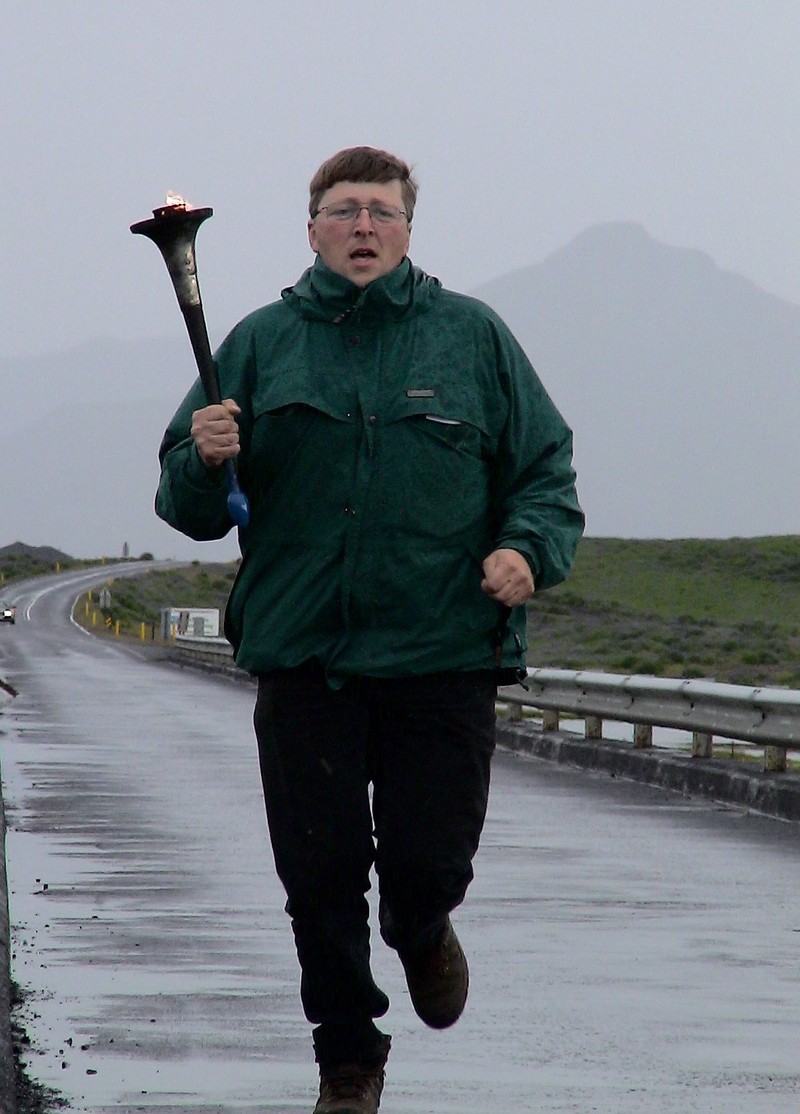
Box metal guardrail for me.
[498,669,800,772]
[169,634,237,672]
[170,640,800,774]
[173,634,234,658]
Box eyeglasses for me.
[315,202,408,225]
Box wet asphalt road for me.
[0,568,799,1113]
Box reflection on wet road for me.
[1,569,799,1112]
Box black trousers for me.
[253,660,497,1067]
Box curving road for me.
[0,569,799,1112]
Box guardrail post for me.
[764,746,787,773]
[692,731,713,758]
[542,709,560,732]
[586,715,602,739]
[508,702,523,722]
[633,724,652,749]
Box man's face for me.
[308,179,411,287]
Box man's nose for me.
[352,207,375,232]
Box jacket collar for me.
[282,256,440,323]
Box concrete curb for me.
[0,763,17,1112]
[496,719,800,822]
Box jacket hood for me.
[281,256,441,323]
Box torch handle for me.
[179,303,250,527]
[181,305,250,530]
[181,302,223,406]
[131,203,249,528]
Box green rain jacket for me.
[156,257,584,684]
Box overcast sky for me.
[3,0,800,361]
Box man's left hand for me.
[480,548,535,607]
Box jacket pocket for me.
[248,368,357,494]
[374,394,494,542]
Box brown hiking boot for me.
[313,1061,387,1114]
[399,918,469,1029]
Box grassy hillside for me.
[75,538,800,688]
[74,561,238,639]
[527,537,800,686]
[0,542,136,587]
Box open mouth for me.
[350,248,377,260]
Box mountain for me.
[2,222,799,556]
[472,222,800,538]
[0,542,72,563]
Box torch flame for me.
[164,192,194,210]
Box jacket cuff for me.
[184,443,229,490]
[494,539,540,582]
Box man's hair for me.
[309,146,418,224]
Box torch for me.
[130,194,250,527]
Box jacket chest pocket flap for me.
[252,368,356,423]
[249,370,357,483]
[385,384,495,461]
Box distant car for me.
[0,601,16,624]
